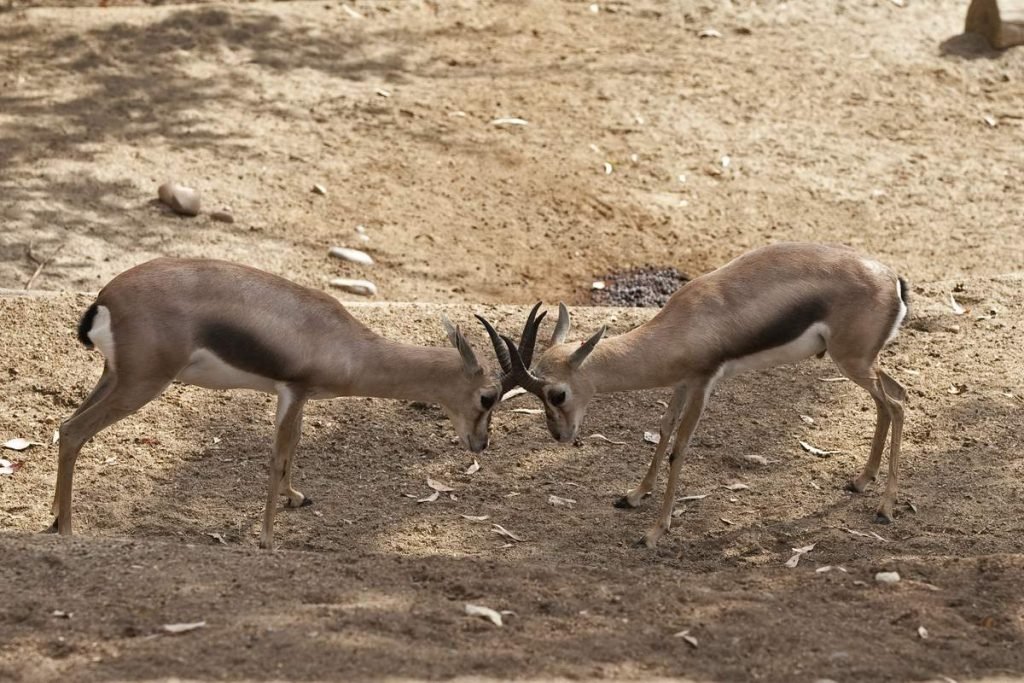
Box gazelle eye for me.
[480,393,496,410]
[549,389,566,407]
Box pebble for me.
[875,571,901,585]
[329,278,377,297]
[329,246,374,266]
[210,210,234,224]
[157,182,200,216]
[591,265,689,308]
[312,183,327,196]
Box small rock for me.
[329,278,377,297]
[875,571,901,585]
[157,182,201,216]
[210,210,235,224]
[329,246,374,266]
[312,184,327,196]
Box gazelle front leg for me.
[260,387,307,550]
[615,384,687,509]
[642,381,711,548]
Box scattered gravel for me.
[590,265,689,308]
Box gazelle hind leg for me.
[832,356,906,523]
[875,369,905,522]
[642,382,710,548]
[54,376,170,535]
[50,365,117,520]
[260,388,307,550]
[846,396,890,494]
[616,384,687,509]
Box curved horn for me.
[550,302,570,345]
[477,303,548,395]
[567,325,605,370]
[519,302,548,368]
[477,315,516,374]
[501,335,547,396]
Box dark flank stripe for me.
[198,322,293,381]
[77,303,99,349]
[723,298,828,361]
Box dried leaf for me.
[799,440,842,457]
[501,387,527,401]
[511,408,543,415]
[490,117,529,126]
[163,621,206,634]
[673,630,699,647]
[741,454,769,466]
[817,377,849,383]
[785,543,815,568]
[603,162,613,175]
[427,477,455,492]
[816,565,833,573]
[948,384,967,395]
[698,27,722,38]
[402,493,418,499]
[906,501,918,513]
[51,610,72,619]
[340,4,363,19]
[799,414,815,425]
[0,459,13,476]
[465,460,480,475]
[312,183,327,196]
[677,494,710,502]
[724,482,749,491]
[2,438,40,452]
[206,532,227,545]
[417,491,440,503]
[982,114,997,128]
[375,88,391,98]
[643,431,661,444]
[875,571,901,584]
[918,625,929,639]
[588,433,627,446]
[460,514,490,522]
[547,494,577,508]
[51,430,59,445]
[655,400,669,408]
[591,281,606,291]
[491,523,524,542]
[465,603,503,627]
[720,517,735,526]
[948,293,966,315]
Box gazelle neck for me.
[581,322,681,394]
[345,337,466,403]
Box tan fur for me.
[53,258,504,550]
[520,243,908,548]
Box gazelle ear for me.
[568,325,605,370]
[443,319,483,377]
[550,302,571,345]
[441,315,459,347]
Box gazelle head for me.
[502,303,605,443]
[444,304,548,453]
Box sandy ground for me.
[1,0,1023,681]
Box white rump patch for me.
[720,322,831,379]
[88,305,116,369]
[176,348,278,393]
[884,278,908,345]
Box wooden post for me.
[966,0,1024,49]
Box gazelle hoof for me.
[614,496,636,509]
[632,536,648,548]
[874,511,893,525]
[846,479,868,493]
[299,497,314,508]
[44,518,58,534]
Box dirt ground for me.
[1,0,1023,681]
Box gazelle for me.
[53,258,542,550]
[504,243,909,548]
